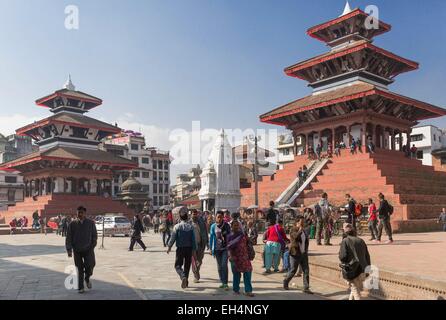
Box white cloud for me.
[0,114,41,135]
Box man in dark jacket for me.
[129,214,147,251]
[377,193,393,243]
[167,210,197,289]
[66,206,97,294]
[345,194,357,229]
[339,223,371,300]
[283,217,312,294]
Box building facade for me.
[277,133,304,168]
[396,125,446,166]
[0,134,34,164]
[171,165,202,206]
[0,169,24,211]
[101,131,171,212]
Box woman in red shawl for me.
[227,219,254,297]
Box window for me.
[153,172,158,181]
[133,171,140,178]
[164,161,169,170]
[141,157,149,164]
[142,185,150,193]
[153,196,158,206]
[131,157,138,163]
[164,184,169,193]
[283,149,290,156]
[153,161,157,169]
[434,134,437,142]
[441,156,446,165]
[159,184,163,193]
[131,144,139,151]
[8,189,15,202]
[142,172,150,179]
[158,160,163,169]
[70,127,88,138]
[410,134,423,142]
[153,184,158,194]
[5,176,17,184]
[416,151,424,160]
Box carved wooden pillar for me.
[399,132,403,151]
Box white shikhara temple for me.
[199,130,241,213]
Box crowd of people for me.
[57,192,446,299]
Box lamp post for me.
[246,135,261,207]
[99,216,105,250]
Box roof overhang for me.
[284,42,419,80]
[260,87,446,126]
[307,9,392,43]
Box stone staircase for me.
[1,194,134,223]
[241,149,446,233]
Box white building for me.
[0,169,24,211]
[101,131,171,212]
[397,125,446,166]
[199,130,241,213]
[277,133,303,169]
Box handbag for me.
[246,237,256,261]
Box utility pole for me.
[254,136,259,207]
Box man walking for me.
[315,193,332,246]
[438,208,446,232]
[66,206,97,294]
[167,210,197,289]
[377,193,394,244]
[191,209,208,283]
[266,201,278,227]
[283,217,313,294]
[367,198,378,241]
[129,214,147,251]
[345,194,357,230]
[339,223,371,300]
[209,211,231,290]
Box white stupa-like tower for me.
[199,130,241,213]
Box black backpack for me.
[387,202,394,216]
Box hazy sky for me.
[1,0,445,179]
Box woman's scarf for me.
[227,231,244,250]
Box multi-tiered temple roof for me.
[260,4,446,129]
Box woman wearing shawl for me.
[227,219,254,297]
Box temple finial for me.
[340,1,353,16]
[64,74,76,91]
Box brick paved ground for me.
[307,232,446,282]
[0,232,351,300]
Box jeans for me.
[284,254,310,290]
[73,249,96,290]
[282,249,290,271]
[264,242,281,271]
[175,247,193,280]
[215,250,229,285]
[162,229,171,247]
[378,218,393,241]
[368,220,378,240]
[316,218,331,245]
[231,262,252,293]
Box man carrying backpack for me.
[377,193,394,244]
[345,194,361,231]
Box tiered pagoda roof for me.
[260,3,446,128]
[0,77,137,172]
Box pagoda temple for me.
[1,77,137,221]
[241,4,446,232]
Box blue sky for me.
[1,0,446,176]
